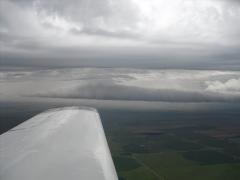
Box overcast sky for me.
[0,0,240,69]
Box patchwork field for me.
[100,109,240,180]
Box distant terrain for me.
[100,109,240,180]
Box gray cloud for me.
[1,0,240,70]
[206,78,240,93]
[2,44,240,70]
[71,27,140,40]
[1,68,239,103]
[35,82,240,102]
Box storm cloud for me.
[1,0,240,69]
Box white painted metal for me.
[0,107,118,180]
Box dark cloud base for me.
[35,83,240,103]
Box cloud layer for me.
[1,0,240,69]
[3,0,240,45]
[1,68,240,103]
[36,82,240,102]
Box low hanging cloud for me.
[35,82,240,102]
[1,68,239,103]
[206,78,240,94]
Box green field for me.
[100,109,240,180]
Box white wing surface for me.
[0,107,118,180]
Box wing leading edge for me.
[0,107,118,180]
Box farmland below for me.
[100,109,240,180]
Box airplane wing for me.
[0,107,118,180]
